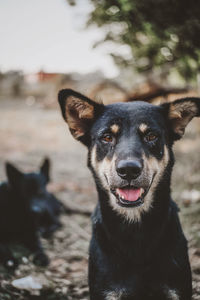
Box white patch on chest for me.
[163,286,179,300]
[105,287,179,300]
[104,289,125,300]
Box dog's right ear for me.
[58,89,104,146]
[6,162,23,188]
[40,157,50,183]
[161,97,200,140]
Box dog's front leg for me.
[89,262,115,300]
[90,290,106,300]
[22,232,49,266]
[0,243,18,269]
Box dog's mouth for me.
[111,186,145,207]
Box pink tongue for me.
[117,188,141,202]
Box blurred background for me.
[0,0,200,299]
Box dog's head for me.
[58,89,200,222]
[6,158,61,236]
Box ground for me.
[0,97,200,299]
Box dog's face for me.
[59,89,200,222]
[6,158,61,236]
[89,102,170,221]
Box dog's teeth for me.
[140,188,144,196]
[121,195,125,200]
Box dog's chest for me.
[104,286,179,300]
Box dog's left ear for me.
[40,158,50,183]
[6,162,23,188]
[161,97,200,140]
[58,89,104,146]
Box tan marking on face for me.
[91,146,113,191]
[91,145,97,170]
[147,145,169,173]
[65,96,94,138]
[110,124,119,134]
[144,145,169,210]
[139,123,148,133]
[98,156,114,191]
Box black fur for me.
[58,90,200,300]
[0,158,62,268]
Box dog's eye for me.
[145,132,157,142]
[102,133,113,143]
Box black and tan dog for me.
[58,89,200,300]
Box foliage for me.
[68,0,200,81]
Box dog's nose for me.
[116,160,142,180]
[31,205,42,215]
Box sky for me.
[0,0,119,77]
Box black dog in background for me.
[0,158,62,268]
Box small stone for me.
[7,260,14,267]
[45,270,52,277]
[22,257,29,264]
[62,286,68,294]
[12,276,42,291]
[181,189,200,206]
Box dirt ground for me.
[0,97,200,299]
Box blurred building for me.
[0,71,24,97]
